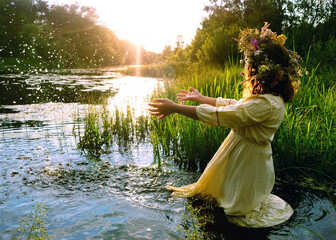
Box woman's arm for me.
[148,98,198,120]
[177,87,217,106]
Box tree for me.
[182,0,286,65]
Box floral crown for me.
[235,23,305,87]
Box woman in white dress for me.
[148,23,302,228]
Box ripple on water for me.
[0,70,335,239]
[29,162,198,211]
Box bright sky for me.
[48,0,210,53]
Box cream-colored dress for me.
[167,94,293,228]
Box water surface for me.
[0,68,335,239]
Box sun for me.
[48,0,209,53]
[99,0,177,53]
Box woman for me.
[148,23,302,228]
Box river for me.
[0,68,335,239]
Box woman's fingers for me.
[157,114,166,120]
[179,87,198,95]
[148,103,158,107]
[149,112,161,115]
[148,101,163,107]
[148,98,175,120]
[148,108,158,112]
[148,101,163,116]
[177,94,186,100]
[153,98,166,103]
[148,109,165,120]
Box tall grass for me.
[74,61,336,182]
[273,65,336,180]
[148,64,243,170]
[149,62,336,180]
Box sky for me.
[47,0,210,53]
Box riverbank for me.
[119,63,336,186]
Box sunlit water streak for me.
[106,76,162,118]
[0,69,335,239]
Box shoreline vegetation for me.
[1,0,334,188]
[76,61,336,192]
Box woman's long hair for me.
[243,44,295,103]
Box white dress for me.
[167,94,293,228]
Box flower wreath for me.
[235,23,305,88]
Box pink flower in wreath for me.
[250,39,260,50]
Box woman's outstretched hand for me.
[177,87,202,103]
[148,98,177,120]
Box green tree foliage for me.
[167,0,287,65]
[164,0,336,67]
[0,0,159,69]
[283,0,336,57]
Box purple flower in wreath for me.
[250,39,260,50]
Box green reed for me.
[148,63,336,179]
[74,105,151,158]
[74,62,335,181]
[148,64,242,170]
[273,65,336,179]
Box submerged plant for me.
[11,202,50,240]
[178,197,220,240]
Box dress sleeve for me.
[196,95,273,128]
[216,97,238,107]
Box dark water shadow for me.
[0,70,119,105]
[178,183,336,240]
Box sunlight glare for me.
[107,76,162,118]
[48,0,209,53]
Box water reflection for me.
[0,68,123,105]
[107,76,162,118]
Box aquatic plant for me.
[178,197,217,240]
[76,107,107,157]
[272,64,336,179]
[11,202,50,240]
[74,105,152,158]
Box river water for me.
[0,68,335,239]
